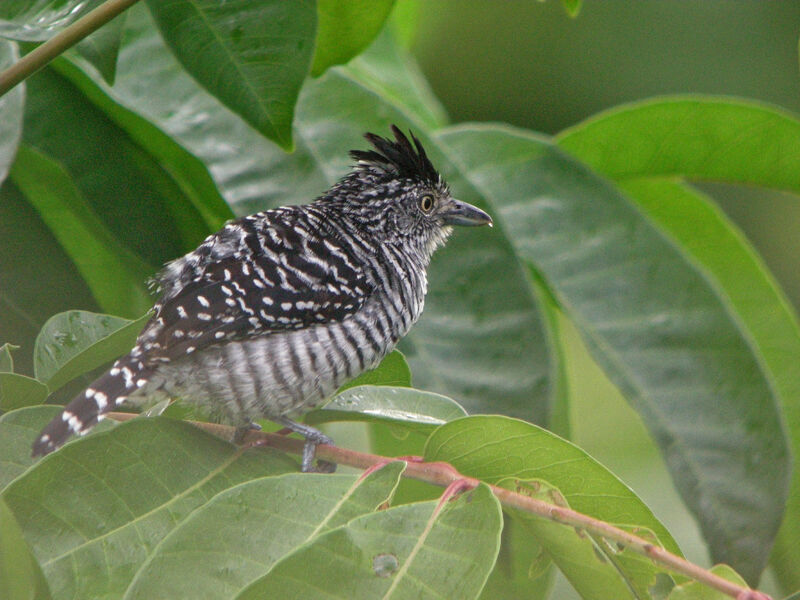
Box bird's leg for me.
[275,417,336,473]
[232,421,262,444]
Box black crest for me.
[351,125,440,184]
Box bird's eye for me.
[420,194,435,214]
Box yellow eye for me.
[420,194,435,214]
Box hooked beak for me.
[440,198,493,227]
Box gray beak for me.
[440,199,493,227]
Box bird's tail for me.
[31,355,152,457]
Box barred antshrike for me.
[32,126,492,471]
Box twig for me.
[0,0,141,97]
[106,412,771,600]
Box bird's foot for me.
[276,417,336,473]
[232,421,262,444]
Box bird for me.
[31,125,492,471]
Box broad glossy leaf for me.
[425,416,680,556]
[125,462,405,599]
[337,350,412,391]
[308,385,466,433]
[91,6,553,423]
[0,0,102,41]
[145,0,316,150]
[311,0,395,76]
[618,177,800,587]
[557,97,800,588]
[237,483,502,600]
[22,67,208,268]
[0,40,23,185]
[0,499,51,600]
[557,96,800,194]
[74,10,126,84]
[53,57,234,232]
[0,406,115,492]
[10,144,153,318]
[34,310,149,392]
[3,417,296,599]
[430,416,680,597]
[436,125,789,583]
[0,373,48,411]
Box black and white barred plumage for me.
[32,126,492,471]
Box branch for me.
[0,0,141,97]
[107,412,771,600]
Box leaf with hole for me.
[237,483,503,600]
[125,462,405,599]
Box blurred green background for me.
[410,1,800,595]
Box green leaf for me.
[0,406,117,492]
[556,96,800,195]
[145,0,317,150]
[337,350,412,391]
[22,66,210,269]
[0,343,17,373]
[424,416,681,557]
[617,176,800,587]
[10,144,153,318]
[557,97,800,586]
[666,565,746,600]
[0,373,48,411]
[0,40,24,185]
[343,28,450,131]
[125,462,405,599]
[3,417,296,599]
[74,10,126,84]
[311,0,395,76]
[388,0,420,48]
[308,385,467,432]
[0,0,103,41]
[0,407,62,491]
[33,310,149,392]
[0,180,100,377]
[237,483,503,600]
[53,56,234,232]
[501,479,641,600]
[436,124,789,584]
[480,517,554,600]
[427,416,681,598]
[0,498,51,600]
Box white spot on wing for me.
[94,392,108,411]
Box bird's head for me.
[323,126,492,261]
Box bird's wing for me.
[138,211,374,361]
